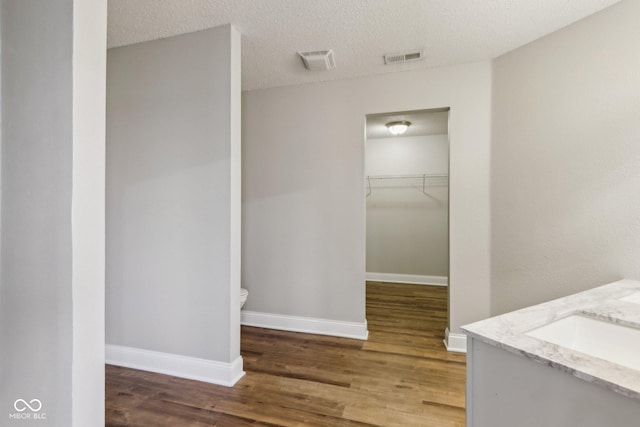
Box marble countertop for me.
[461,279,640,401]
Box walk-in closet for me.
[365,108,450,318]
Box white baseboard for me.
[444,327,467,353]
[105,344,245,387]
[241,311,369,340]
[366,272,448,286]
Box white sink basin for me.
[620,291,640,305]
[525,314,640,371]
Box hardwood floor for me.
[106,282,466,426]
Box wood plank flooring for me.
[106,282,466,426]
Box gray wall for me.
[491,0,640,315]
[106,26,242,363]
[71,0,107,423]
[242,61,491,332]
[0,1,106,425]
[366,134,449,277]
[1,2,72,423]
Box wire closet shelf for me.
[366,173,448,197]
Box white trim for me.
[366,272,448,286]
[241,311,369,340]
[444,327,467,353]
[105,345,245,387]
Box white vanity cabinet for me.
[462,280,640,427]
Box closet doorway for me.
[365,108,450,334]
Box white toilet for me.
[240,288,248,309]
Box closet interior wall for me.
[366,133,449,281]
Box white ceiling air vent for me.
[384,50,423,65]
[298,49,336,71]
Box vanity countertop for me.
[461,279,640,401]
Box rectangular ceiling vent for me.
[298,49,336,71]
[384,51,423,65]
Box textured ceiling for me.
[367,109,449,140]
[108,0,621,91]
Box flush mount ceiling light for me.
[386,120,411,136]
